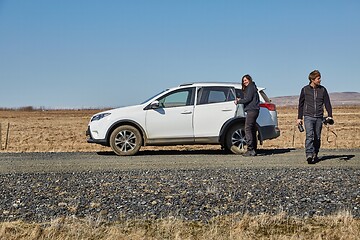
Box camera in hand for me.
[322,117,334,125]
[298,123,304,132]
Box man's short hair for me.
[309,70,321,81]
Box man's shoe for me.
[312,153,319,163]
[306,155,314,164]
[243,150,256,157]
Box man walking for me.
[297,70,333,164]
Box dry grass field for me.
[1,211,359,240]
[0,106,359,153]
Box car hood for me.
[96,104,146,116]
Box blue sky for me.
[0,0,359,108]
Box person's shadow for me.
[316,154,355,163]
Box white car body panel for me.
[145,105,194,139]
[257,107,276,126]
[88,104,147,140]
[193,101,236,137]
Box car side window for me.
[197,87,236,105]
[235,88,244,99]
[157,88,195,108]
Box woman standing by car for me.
[234,74,260,156]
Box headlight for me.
[91,113,111,122]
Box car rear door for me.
[193,86,236,138]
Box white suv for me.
[86,82,280,156]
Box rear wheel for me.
[225,124,247,154]
[110,125,142,156]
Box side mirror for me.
[150,100,160,109]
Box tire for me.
[225,124,247,154]
[109,125,142,156]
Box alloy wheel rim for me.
[231,129,246,150]
[115,130,137,152]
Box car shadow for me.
[96,148,296,156]
[97,149,225,156]
[96,151,117,156]
[317,154,355,163]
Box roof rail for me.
[179,83,194,87]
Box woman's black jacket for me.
[237,82,260,112]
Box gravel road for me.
[0,148,359,222]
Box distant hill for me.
[270,92,360,106]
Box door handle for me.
[181,111,192,114]
[222,109,233,112]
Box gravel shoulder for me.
[0,148,359,223]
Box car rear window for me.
[259,90,271,102]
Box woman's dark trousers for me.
[245,110,259,152]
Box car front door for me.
[193,86,236,138]
[145,87,195,140]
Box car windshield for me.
[140,89,168,104]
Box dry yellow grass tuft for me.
[0,106,359,153]
[0,211,359,240]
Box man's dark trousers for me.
[304,116,323,157]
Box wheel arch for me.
[219,117,245,146]
[105,120,147,146]
[219,117,264,146]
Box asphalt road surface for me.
[0,148,358,173]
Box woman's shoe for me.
[243,150,256,157]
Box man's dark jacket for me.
[238,82,260,112]
[297,84,332,119]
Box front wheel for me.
[225,124,247,154]
[110,125,142,156]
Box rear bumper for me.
[259,125,280,141]
[86,126,108,146]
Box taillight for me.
[260,102,276,111]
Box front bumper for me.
[86,126,108,146]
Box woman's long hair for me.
[242,74,253,91]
